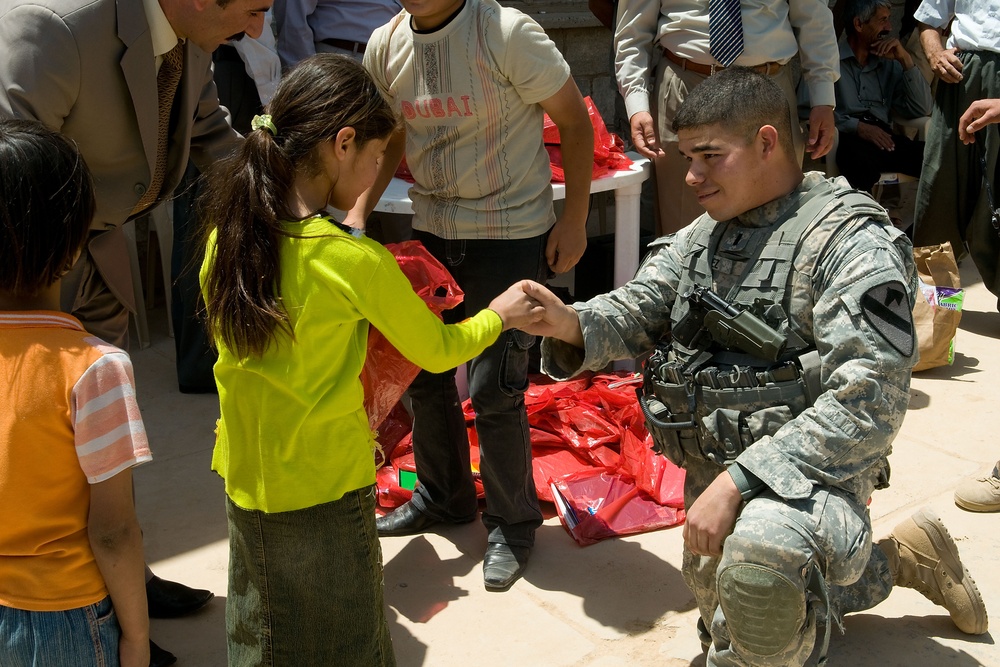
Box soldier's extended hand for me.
[959,98,1000,144]
[487,281,545,331]
[857,121,896,151]
[518,281,584,347]
[630,111,664,159]
[683,471,742,556]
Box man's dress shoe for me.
[149,640,177,667]
[146,575,214,618]
[376,501,442,537]
[483,543,529,592]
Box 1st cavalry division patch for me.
[860,281,914,357]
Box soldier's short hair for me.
[673,67,795,156]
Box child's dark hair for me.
[673,67,795,156]
[199,54,398,359]
[0,119,95,297]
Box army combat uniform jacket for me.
[540,172,918,666]
[541,172,917,507]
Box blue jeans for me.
[225,487,395,667]
[0,596,120,666]
[407,231,548,547]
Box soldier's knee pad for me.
[717,563,806,659]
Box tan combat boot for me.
[879,507,988,635]
[954,461,1000,512]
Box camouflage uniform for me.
[541,173,918,666]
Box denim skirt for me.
[225,485,395,666]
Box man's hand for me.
[929,47,964,83]
[959,98,1000,144]
[857,121,896,151]
[546,216,588,274]
[871,37,915,70]
[630,111,664,159]
[807,105,835,159]
[683,471,743,557]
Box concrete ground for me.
[133,259,999,667]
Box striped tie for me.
[132,41,184,216]
[709,0,744,68]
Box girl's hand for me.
[487,280,545,331]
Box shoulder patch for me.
[860,281,914,357]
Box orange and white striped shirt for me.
[0,311,151,611]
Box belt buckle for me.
[710,62,718,76]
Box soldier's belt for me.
[650,360,801,389]
[638,364,810,467]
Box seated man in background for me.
[835,0,932,203]
[522,67,987,666]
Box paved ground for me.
[133,259,999,666]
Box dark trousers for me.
[836,130,924,192]
[407,230,548,548]
[915,50,1000,298]
[173,45,262,392]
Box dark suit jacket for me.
[0,0,241,312]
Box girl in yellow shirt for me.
[198,54,544,666]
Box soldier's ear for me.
[756,125,780,159]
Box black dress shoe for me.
[146,575,214,619]
[483,543,529,592]
[376,501,442,537]
[149,640,177,667]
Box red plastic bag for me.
[550,469,685,547]
[394,155,415,183]
[374,371,688,541]
[617,430,685,508]
[374,401,413,469]
[361,241,463,434]
[543,96,633,182]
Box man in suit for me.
[0,0,271,664]
[0,0,268,347]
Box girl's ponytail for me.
[198,54,397,359]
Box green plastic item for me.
[399,469,418,491]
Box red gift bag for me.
[543,96,633,182]
[361,241,463,435]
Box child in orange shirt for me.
[0,119,152,667]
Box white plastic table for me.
[373,153,651,288]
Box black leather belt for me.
[320,38,367,55]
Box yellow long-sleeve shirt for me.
[202,217,501,513]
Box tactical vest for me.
[640,178,895,470]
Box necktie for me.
[132,41,184,216]
[709,0,744,68]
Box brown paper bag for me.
[912,242,963,371]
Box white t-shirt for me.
[366,0,571,240]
